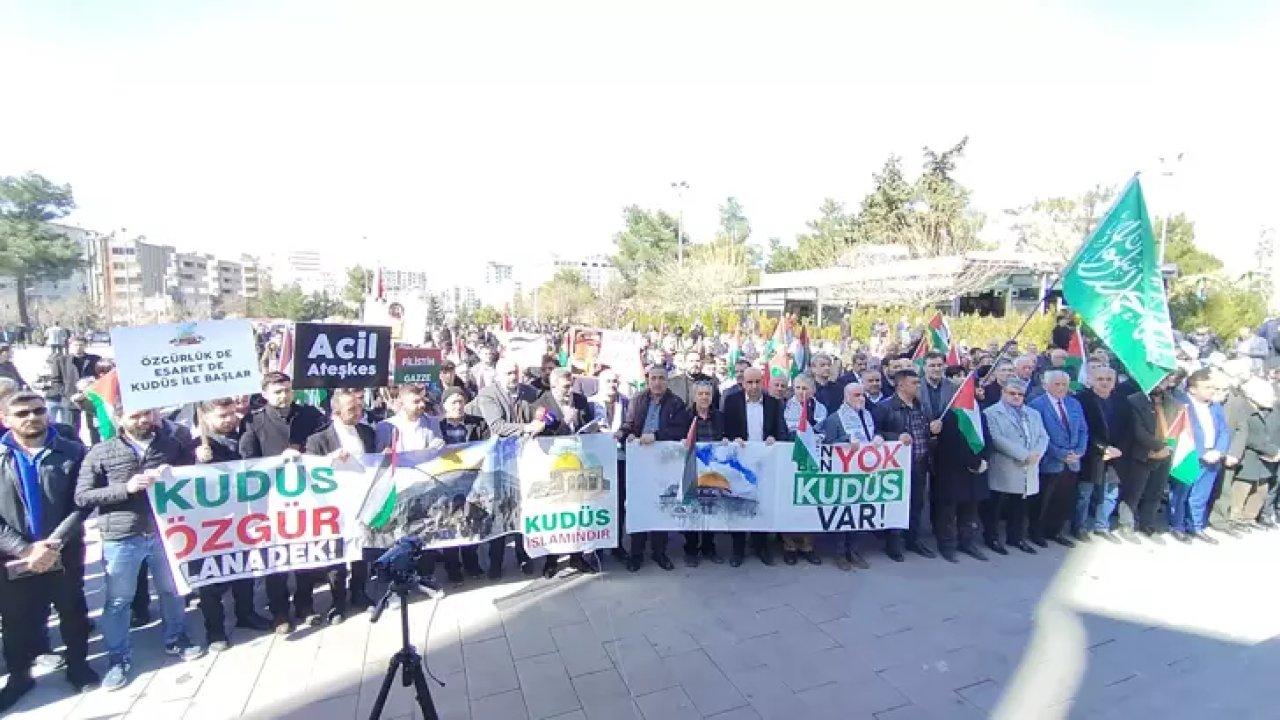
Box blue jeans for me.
[101,533,188,665]
[1075,476,1120,532]
[1169,469,1218,533]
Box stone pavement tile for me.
[569,668,642,720]
[605,636,678,696]
[635,686,702,720]
[954,678,1000,712]
[701,634,775,679]
[545,710,587,720]
[504,614,561,660]
[470,688,529,720]
[425,668,472,720]
[458,598,508,647]
[726,663,814,720]
[643,624,699,658]
[818,611,912,649]
[463,636,520,699]
[663,648,748,717]
[353,659,417,720]
[787,593,850,625]
[705,706,764,720]
[184,698,245,720]
[856,623,975,673]
[515,652,582,720]
[550,622,614,677]
[871,695,986,720]
[794,675,911,718]
[768,645,879,693]
[266,692,359,720]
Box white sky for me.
[2,0,1276,276]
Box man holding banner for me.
[75,405,204,691]
[871,369,936,562]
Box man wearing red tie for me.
[1028,371,1090,547]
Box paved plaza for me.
[5,523,1280,720]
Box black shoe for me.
[1013,540,1037,554]
[464,560,486,577]
[729,554,744,568]
[66,664,99,693]
[653,554,675,571]
[1073,530,1091,543]
[757,551,776,567]
[1050,535,1076,548]
[305,612,324,628]
[447,569,465,585]
[704,551,725,564]
[684,553,701,568]
[783,550,798,565]
[959,543,988,562]
[886,546,905,563]
[627,556,643,572]
[1171,531,1192,544]
[521,560,537,576]
[542,558,560,579]
[1192,531,1220,545]
[325,607,345,626]
[906,541,936,559]
[803,551,822,565]
[1095,531,1122,545]
[846,550,870,569]
[986,540,1009,556]
[0,675,34,711]
[1144,531,1167,546]
[235,613,273,632]
[939,546,959,563]
[571,555,600,574]
[1029,537,1049,548]
[130,608,152,628]
[610,547,630,561]
[487,564,504,580]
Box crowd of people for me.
[2,311,1279,711]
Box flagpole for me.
[974,172,1141,387]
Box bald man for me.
[722,368,790,566]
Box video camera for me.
[371,536,428,585]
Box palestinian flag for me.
[276,326,295,373]
[790,324,810,378]
[950,372,984,454]
[1167,406,1201,485]
[727,331,742,379]
[1065,328,1088,391]
[912,312,961,366]
[766,316,792,378]
[790,400,821,471]
[84,370,120,440]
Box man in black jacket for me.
[721,368,787,566]
[0,392,97,709]
[191,398,272,650]
[48,336,101,441]
[872,369,938,562]
[1074,367,1124,543]
[1117,372,1181,541]
[238,371,329,633]
[75,405,204,691]
[304,387,376,625]
[618,365,690,571]
[528,368,600,576]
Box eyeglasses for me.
[10,407,47,419]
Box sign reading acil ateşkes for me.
[291,323,391,389]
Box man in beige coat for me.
[981,378,1049,555]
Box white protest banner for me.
[598,330,646,383]
[111,319,261,412]
[624,440,910,532]
[498,331,548,373]
[149,454,376,594]
[517,434,619,557]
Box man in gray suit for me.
[981,378,1049,555]
[473,357,542,578]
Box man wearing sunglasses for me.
[0,392,98,709]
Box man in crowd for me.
[1170,368,1230,544]
[820,382,875,570]
[304,388,376,619]
[982,378,1049,555]
[238,371,329,633]
[76,405,203,691]
[618,365,689,571]
[722,367,787,566]
[810,353,847,415]
[48,336,101,438]
[1074,367,1124,543]
[0,391,97,708]
[872,369,936,561]
[1119,372,1182,542]
[917,352,957,422]
[192,398,273,650]
[862,369,887,405]
[529,367,599,576]
[1028,370,1088,548]
[472,345,499,392]
[474,357,541,577]
[0,344,28,390]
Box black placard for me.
[291,323,392,389]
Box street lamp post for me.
[1157,153,1184,264]
[671,181,689,266]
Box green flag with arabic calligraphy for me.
[1061,177,1177,394]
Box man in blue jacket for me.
[1171,368,1231,543]
[1028,370,1089,547]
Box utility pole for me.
[1157,152,1184,264]
[671,180,689,266]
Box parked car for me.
[89,330,112,345]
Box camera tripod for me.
[367,577,444,720]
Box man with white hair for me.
[1210,361,1255,536]
[1028,370,1089,547]
[1226,377,1280,529]
[1074,366,1124,542]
